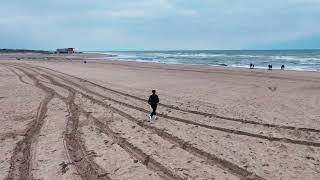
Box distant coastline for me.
[0,49,51,54]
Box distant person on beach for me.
[268,64,272,70]
[252,64,255,69]
[281,65,285,70]
[84,60,87,64]
[250,63,253,69]
[148,90,159,120]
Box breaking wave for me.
[104,50,320,71]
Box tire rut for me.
[64,87,111,180]
[11,66,111,180]
[4,66,31,85]
[27,65,320,148]
[24,65,263,179]
[33,65,320,134]
[5,67,54,180]
[80,93,264,180]
[20,66,187,180]
[33,67,187,180]
[87,111,186,180]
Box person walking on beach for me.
[148,90,159,120]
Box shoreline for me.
[84,56,320,76]
[88,51,320,73]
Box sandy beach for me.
[0,55,320,180]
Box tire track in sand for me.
[21,66,187,180]
[5,67,54,180]
[35,67,191,180]
[80,93,265,180]
[4,66,31,85]
[28,65,320,148]
[26,65,264,180]
[33,65,320,134]
[11,66,111,180]
[85,111,187,180]
[63,83,111,180]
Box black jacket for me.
[148,94,159,105]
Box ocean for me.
[102,50,320,71]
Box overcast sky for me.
[1,0,320,50]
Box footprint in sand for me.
[268,87,277,92]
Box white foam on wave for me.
[235,55,264,58]
[175,53,227,57]
[106,51,320,72]
[271,55,320,61]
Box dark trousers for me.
[150,104,157,117]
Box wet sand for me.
[0,56,320,179]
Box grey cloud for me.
[0,0,319,50]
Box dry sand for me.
[0,56,319,180]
